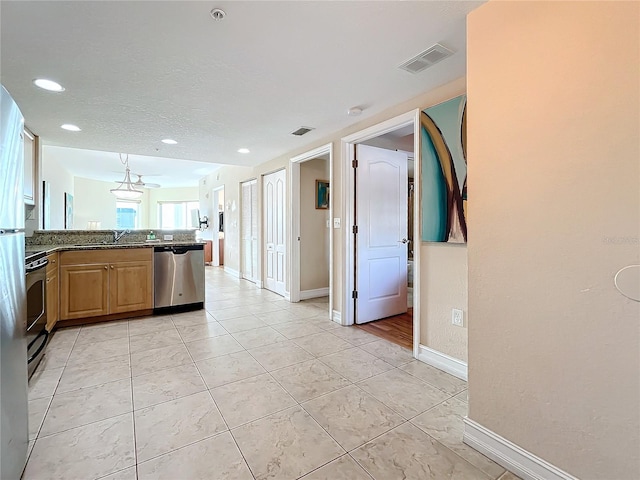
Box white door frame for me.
[341,109,421,358]
[289,143,334,317]
[211,186,225,267]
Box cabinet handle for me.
[111,265,114,269]
[46,278,50,283]
[104,266,108,270]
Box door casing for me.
[341,109,421,358]
[289,143,334,319]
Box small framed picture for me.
[316,180,329,209]
[64,192,74,229]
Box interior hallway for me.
[25,267,519,480]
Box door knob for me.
[398,238,408,244]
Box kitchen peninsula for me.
[27,229,205,331]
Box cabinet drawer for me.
[60,248,152,266]
[46,252,58,274]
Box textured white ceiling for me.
[1,1,483,168]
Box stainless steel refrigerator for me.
[0,85,28,479]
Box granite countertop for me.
[26,241,205,258]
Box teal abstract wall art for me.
[421,95,467,243]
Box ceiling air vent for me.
[399,43,454,74]
[291,127,314,136]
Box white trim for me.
[418,344,468,381]
[332,310,342,324]
[463,418,579,480]
[289,143,333,322]
[223,266,240,278]
[299,287,330,300]
[284,291,291,302]
[341,110,420,353]
[255,280,264,289]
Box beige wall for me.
[420,243,467,362]
[73,177,121,229]
[467,2,640,478]
[41,155,74,230]
[300,158,330,291]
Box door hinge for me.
[352,225,358,234]
[352,290,358,299]
[352,159,358,168]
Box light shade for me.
[111,153,143,199]
[110,187,143,200]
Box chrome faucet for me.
[113,229,130,243]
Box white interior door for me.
[355,144,408,324]
[264,169,286,296]
[241,180,258,282]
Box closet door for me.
[241,180,258,282]
[263,169,286,296]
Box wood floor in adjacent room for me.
[355,308,413,350]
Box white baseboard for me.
[299,287,330,300]
[284,291,291,302]
[332,310,342,324]
[255,280,263,288]
[223,266,240,278]
[463,418,578,480]
[418,344,467,381]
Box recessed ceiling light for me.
[348,107,363,116]
[161,139,178,145]
[60,124,81,131]
[237,148,250,154]
[33,78,65,92]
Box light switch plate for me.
[333,218,341,228]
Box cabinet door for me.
[60,264,109,319]
[109,261,153,313]
[24,127,36,205]
[45,270,58,331]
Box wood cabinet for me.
[109,261,153,313]
[60,263,110,319]
[59,248,152,321]
[45,253,59,332]
[204,240,212,264]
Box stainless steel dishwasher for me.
[154,244,205,311]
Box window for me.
[158,201,199,229]
[116,201,140,229]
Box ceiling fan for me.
[131,174,161,189]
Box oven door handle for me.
[26,258,49,273]
[27,329,49,364]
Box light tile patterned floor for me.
[25,267,519,480]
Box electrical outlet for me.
[163,234,173,241]
[452,309,464,327]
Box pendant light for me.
[110,154,143,199]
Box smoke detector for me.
[399,43,454,74]
[210,8,226,20]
